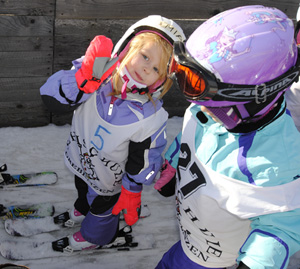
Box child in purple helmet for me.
[155,5,300,269]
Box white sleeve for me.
[286,80,300,132]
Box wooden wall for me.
[0,0,299,127]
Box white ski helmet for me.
[112,15,186,95]
[112,15,186,59]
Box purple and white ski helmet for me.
[186,5,297,131]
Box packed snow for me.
[0,117,300,268]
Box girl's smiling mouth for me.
[135,72,143,81]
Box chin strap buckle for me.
[131,87,149,95]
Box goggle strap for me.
[215,65,299,102]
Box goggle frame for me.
[169,41,300,104]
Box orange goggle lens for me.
[169,56,207,98]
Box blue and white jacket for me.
[165,102,300,268]
[40,58,168,195]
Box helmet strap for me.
[206,95,285,133]
[207,107,241,130]
[228,96,285,133]
[119,66,149,99]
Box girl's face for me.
[126,41,163,87]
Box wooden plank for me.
[0,98,73,127]
[0,51,52,77]
[0,36,53,52]
[56,0,299,20]
[0,79,188,127]
[49,112,73,126]
[53,19,144,71]
[0,16,53,37]
[0,0,55,16]
[0,0,55,127]
[0,93,73,128]
[0,98,186,127]
[0,77,48,101]
[0,77,51,127]
[0,100,49,127]
[53,19,201,71]
[0,95,186,127]
[0,76,72,127]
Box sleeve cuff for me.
[122,174,143,193]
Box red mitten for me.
[112,186,141,226]
[75,35,118,93]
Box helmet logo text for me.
[217,70,299,101]
[159,21,185,42]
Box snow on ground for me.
[0,116,300,269]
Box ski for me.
[4,204,151,237]
[0,164,58,188]
[0,227,155,260]
[0,203,55,221]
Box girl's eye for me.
[143,54,149,61]
[153,67,159,73]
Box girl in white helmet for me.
[40,15,185,252]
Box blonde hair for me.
[112,32,173,100]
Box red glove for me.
[75,35,119,93]
[112,186,141,226]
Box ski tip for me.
[4,219,22,236]
[0,164,7,172]
[0,241,18,260]
[1,172,58,188]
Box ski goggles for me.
[168,41,300,103]
[168,41,218,101]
